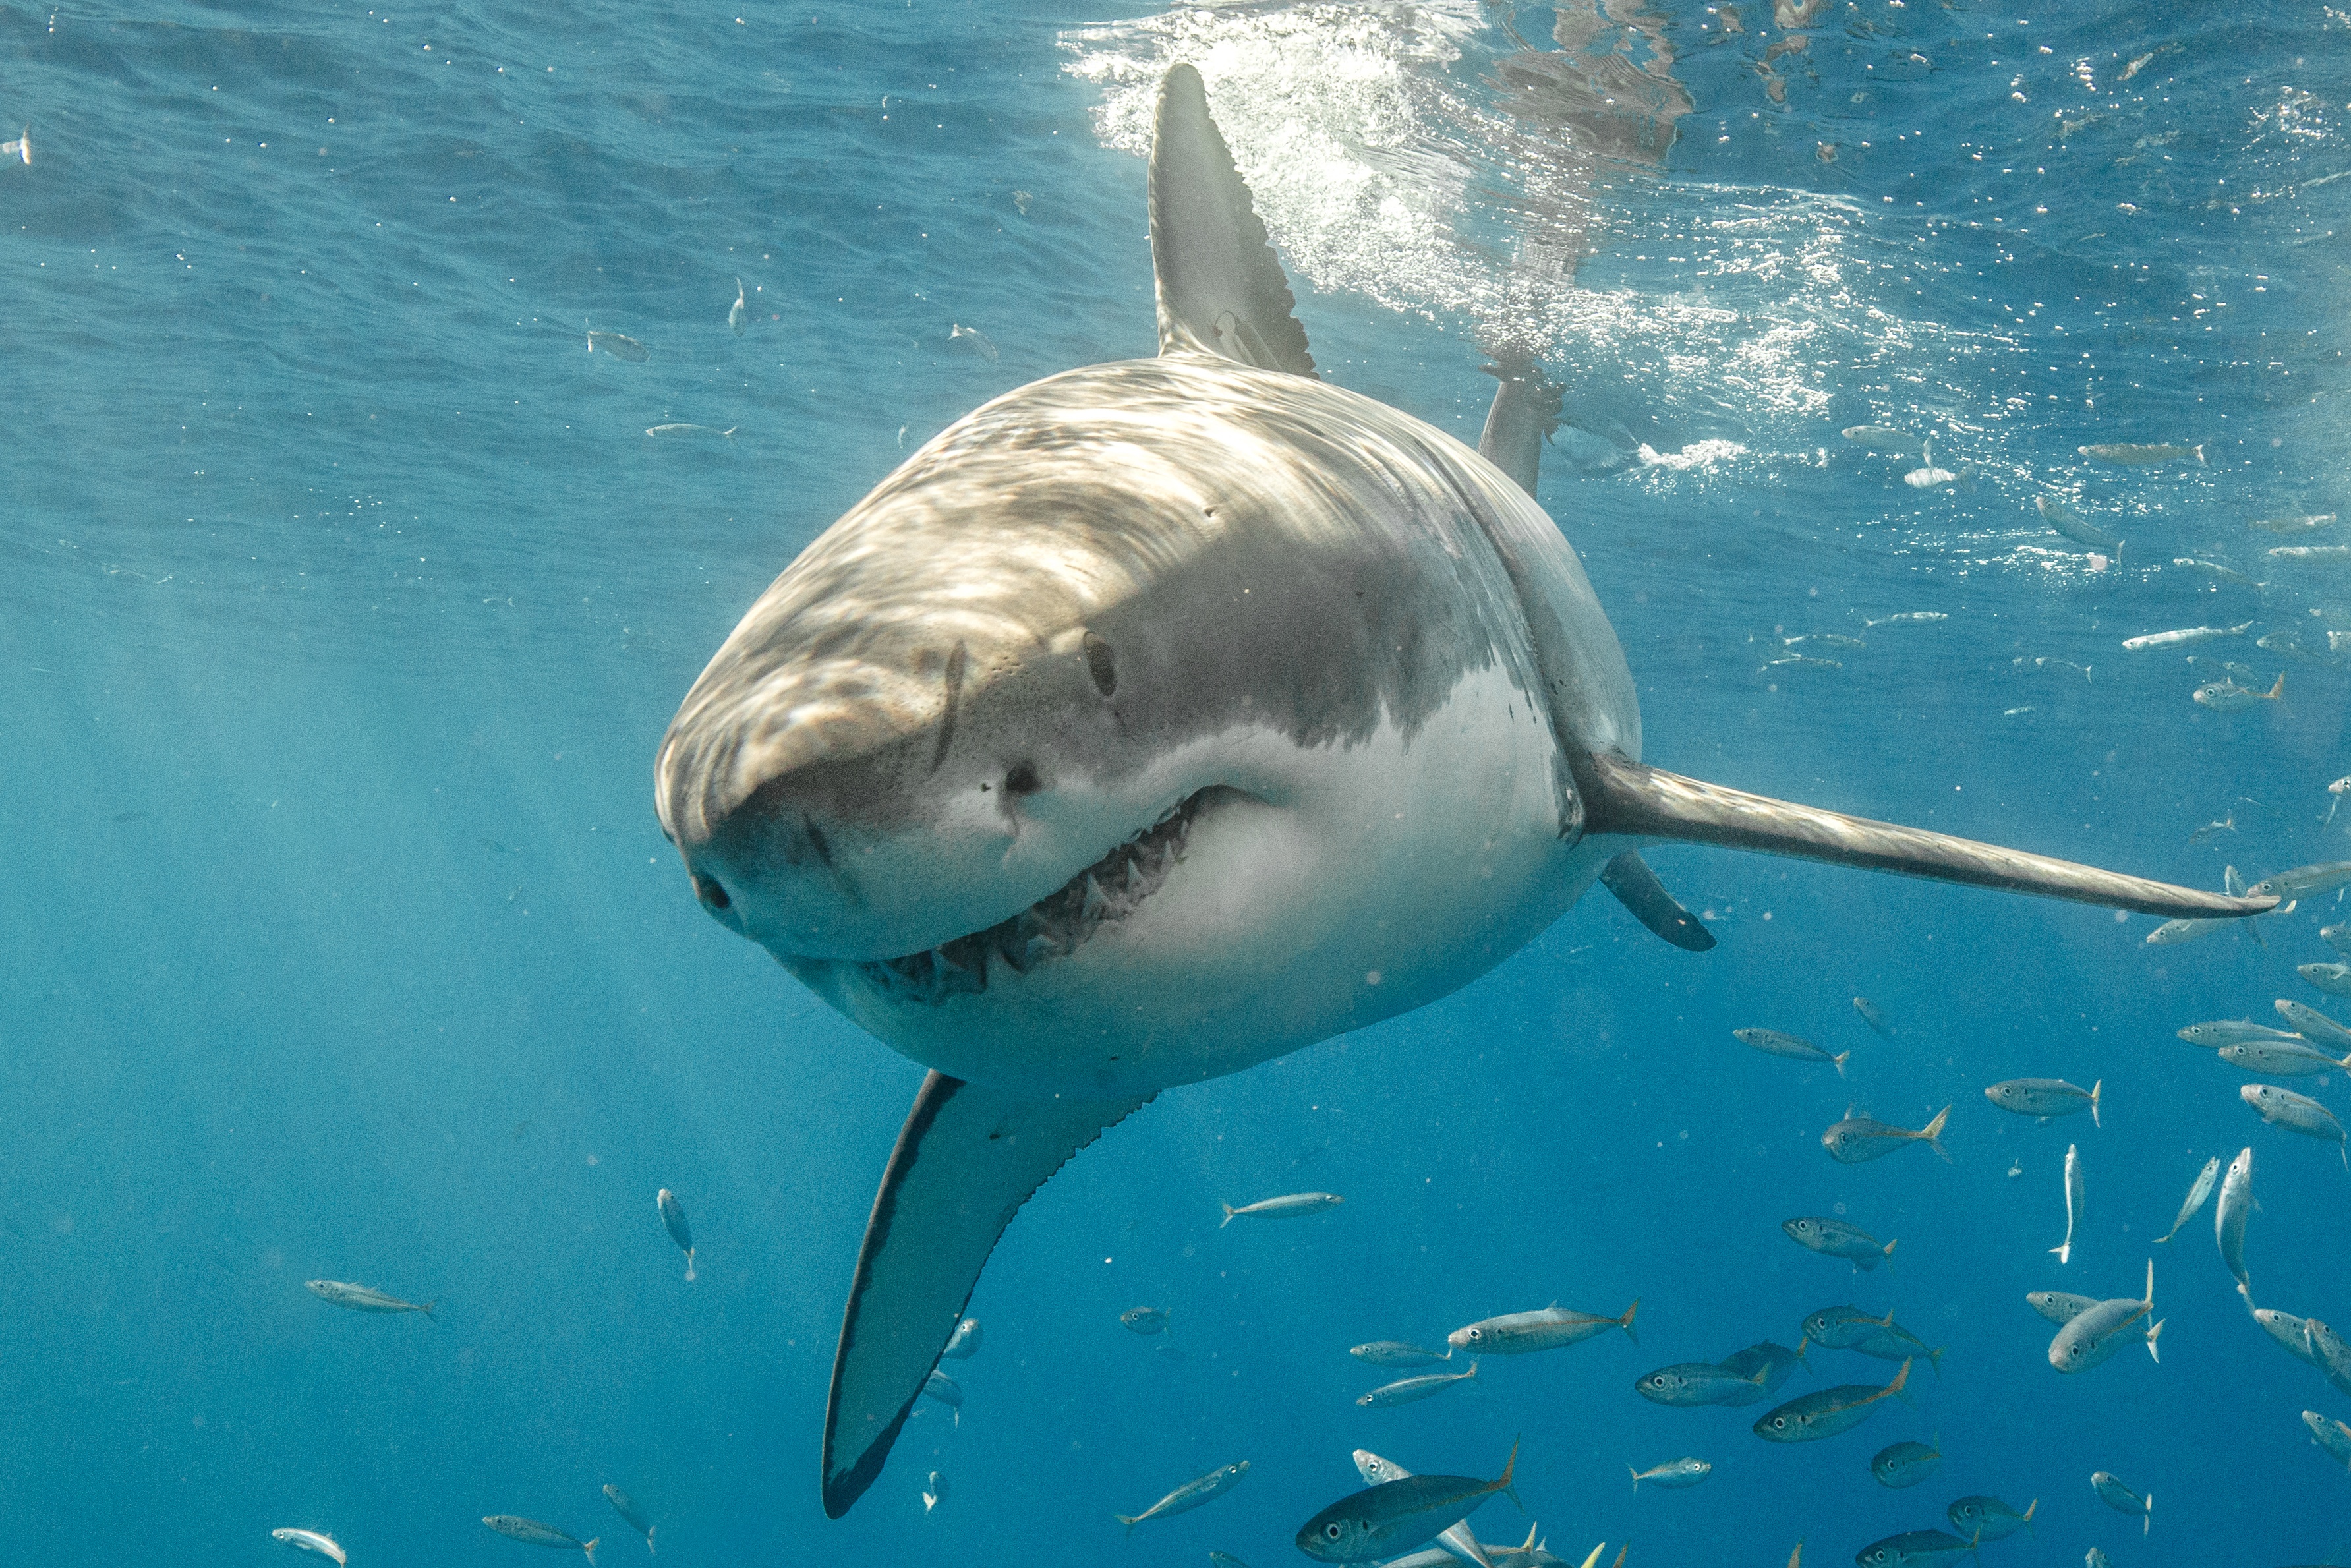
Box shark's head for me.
[656,359,1600,1099]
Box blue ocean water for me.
[6,1,2351,1564]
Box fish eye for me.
[692,873,730,910]
[1772,1417,1787,1429]
[1325,1524,1345,1540]
[1005,761,1041,796]
[1082,631,1118,697]
[1467,1329,1481,1341]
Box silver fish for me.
[1822,1105,1950,1164]
[923,1470,948,1513]
[601,1486,654,1553]
[2253,513,2338,533]
[1903,461,1956,490]
[1851,1323,1942,1378]
[1628,1457,1710,1490]
[1448,1300,1637,1353]
[2177,1020,2299,1048]
[1986,1078,2101,1126]
[2220,1039,2349,1076]
[1350,1340,1452,1366]
[1121,1306,1171,1335]
[1634,1362,1768,1407]
[2087,1550,2111,1568]
[2190,815,2236,844]
[1869,1439,1942,1488]
[2193,674,2284,711]
[1118,1461,1248,1536]
[1353,1449,1493,1568]
[2177,558,2255,585]
[1753,1360,1912,1442]
[1855,1530,1978,1568]
[948,322,999,362]
[483,1516,599,1562]
[941,1316,983,1359]
[0,126,26,165]
[2241,1084,2348,1166]
[585,323,649,362]
[1853,996,1896,1036]
[2304,963,2351,999]
[1297,1446,1515,1563]
[2278,999,2351,1049]
[2304,1410,2351,1469]
[1860,615,1944,631]
[2039,495,2122,552]
[2325,920,2351,953]
[1761,654,1842,672]
[2309,1319,2351,1398]
[2047,1260,2161,1372]
[2089,1470,2151,1534]
[2272,544,2351,562]
[2151,1156,2222,1242]
[1785,633,1867,649]
[305,1280,435,1318]
[1946,1496,2036,1543]
[645,423,737,441]
[2217,1146,2255,1299]
[922,1368,962,1414]
[2256,1308,2317,1364]
[1734,1028,1849,1076]
[1782,1215,1896,1271]
[2051,1142,2084,1265]
[272,1529,347,1565]
[2026,1290,2101,1325]
[1842,426,1927,455]
[1358,1362,1479,1407]
[1221,1192,1343,1226]
[729,277,747,335]
[2249,861,2351,900]
[2079,441,2203,465]
[1799,1305,1894,1350]
[1712,1341,1803,1406]
[656,1188,695,1281]
[2122,620,2253,650]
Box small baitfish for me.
[1350,1449,1491,1568]
[2038,494,2122,552]
[948,322,999,362]
[2309,1320,2351,1399]
[1842,426,1927,455]
[1859,617,1944,633]
[2027,1290,2101,1324]
[2193,673,2284,711]
[1822,1105,1950,1164]
[2249,861,2351,900]
[2241,1084,2349,1166]
[1753,1361,1911,1442]
[2087,1550,2111,1568]
[1760,654,1842,672]
[2217,1146,2256,1299]
[645,423,736,441]
[2047,1260,2161,1372]
[923,1470,949,1513]
[1634,1362,1768,1407]
[601,1486,654,1553]
[1296,1443,1517,1563]
[2220,1038,2349,1076]
[1852,996,1896,1036]
[1221,1192,1343,1227]
[1785,633,1867,649]
[1783,1215,1897,1271]
[2326,919,2351,953]
[2304,1410,2351,1470]
[2177,1020,2298,1048]
[2253,513,2338,533]
[1903,459,1957,490]
[1118,1461,1248,1536]
[2079,441,2203,465]
[656,1189,695,1282]
[585,322,649,362]
[2258,1309,2318,1364]
[728,277,747,334]
[2121,620,2254,651]
[2151,1155,2222,1242]
[484,1515,599,1563]
[1854,1530,1979,1568]
[1734,1028,1849,1076]
[922,1369,962,1416]
[1449,1300,1637,1353]
[1713,1341,1804,1406]
[305,1280,435,1318]
[941,1316,982,1360]
[2300,962,2351,999]
[2051,1142,2085,1266]
[2190,813,2236,844]
[2277,999,2351,1050]
[1350,1340,1452,1366]
[272,1529,347,1565]
[1869,1439,1942,1488]
[1121,1306,1172,1335]
[1947,1496,2035,1542]
[2270,544,2351,562]
[1628,1457,1710,1491]
[2177,558,2255,585]
[1358,1362,1478,1407]
[1985,1078,2101,1126]
[1800,1305,1894,1351]
[1855,1327,1943,1376]
[2089,1470,2152,1534]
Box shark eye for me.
[1005,761,1041,796]
[1082,631,1118,697]
[693,873,731,910]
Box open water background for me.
[5,1,2351,1563]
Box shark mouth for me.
[849,786,1239,1005]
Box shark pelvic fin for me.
[1575,750,2277,920]
[821,1072,1149,1517]
[1598,851,1716,950]
[1148,65,1316,377]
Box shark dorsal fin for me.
[1147,65,1316,378]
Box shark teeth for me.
[853,790,1211,1006]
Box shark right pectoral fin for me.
[1577,751,2276,920]
[1599,851,1716,951]
[821,1072,1149,1519]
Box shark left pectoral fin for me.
[1598,851,1716,951]
[1577,751,2275,920]
[821,1072,1150,1519]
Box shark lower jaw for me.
[796,784,1248,1008]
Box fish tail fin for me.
[684,1250,696,1283]
[2143,1495,2153,1534]
[1920,1105,1952,1161]
[2147,1318,2166,1364]
[2050,1241,2070,1265]
[2194,444,2207,465]
[2271,672,2288,701]
[2090,1080,2102,1128]
[583,1539,599,1567]
[1881,1237,1898,1277]
[1116,1515,1139,1537]
[1888,1359,1915,1407]
[1219,1204,1236,1228]
[1466,1358,1480,1381]
[1793,1334,1811,1366]
[1520,1525,1540,1554]
[1618,1299,1639,1345]
[720,428,738,441]
[2145,1256,2156,1304]
[1928,1345,1945,1378]
[1608,1549,1625,1568]
[421,1300,438,1322]
[1832,1051,1850,1079]
[1629,1464,1640,1494]
[1497,1434,1521,1511]
[647,1525,656,1555]
[2020,1499,2037,1538]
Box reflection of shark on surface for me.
[652,65,2269,1521]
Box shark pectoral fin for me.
[822,1072,1149,1517]
[1476,359,1565,500]
[1147,64,1316,377]
[1598,851,1716,951]
[1576,751,2277,921]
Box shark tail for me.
[2089,1080,2102,1128]
[1618,1299,1640,1345]
[1919,1105,1952,1161]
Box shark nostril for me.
[693,873,732,911]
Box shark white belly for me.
[652,63,2267,1520]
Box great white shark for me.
[653,64,2267,1518]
